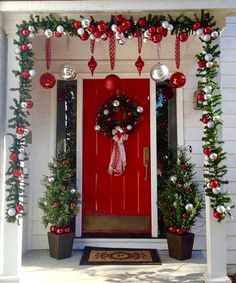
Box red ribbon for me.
[45,38,51,71]
[175,35,180,70]
[109,35,116,70]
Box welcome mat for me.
[79,246,162,265]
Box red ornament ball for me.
[188,188,193,193]
[20,44,29,52]
[16,126,25,134]
[122,20,131,30]
[133,31,141,38]
[198,60,206,68]
[10,152,18,162]
[169,226,176,233]
[88,24,96,33]
[27,100,34,109]
[148,26,156,34]
[13,168,23,177]
[21,29,30,37]
[116,25,124,33]
[178,32,188,42]
[73,20,82,29]
[213,210,222,219]
[54,31,63,38]
[50,225,58,233]
[62,159,68,165]
[170,72,186,88]
[116,15,124,24]
[196,92,205,101]
[203,26,212,34]
[176,227,185,235]
[21,71,30,80]
[201,116,210,124]
[70,202,77,207]
[210,179,218,188]
[94,30,101,38]
[64,227,71,233]
[138,17,147,27]
[152,33,162,43]
[193,22,201,31]
[40,72,56,89]
[203,147,212,156]
[53,201,60,208]
[104,74,121,91]
[56,228,64,234]
[15,204,24,213]
[107,30,114,38]
[97,22,107,33]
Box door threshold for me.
[81,233,152,238]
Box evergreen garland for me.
[6,11,233,223]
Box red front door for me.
[82,78,151,235]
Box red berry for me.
[138,18,147,27]
[188,188,193,193]
[176,228,184,235]
[27,100,33,109]
[192,22,201,31]
[97,21,107,33]
[152,33,162,43]
[21,29,30,37]
[148,26,156,34]
[198,60,206,68]
[182,213,187,219]
[73,20,82,29]
[53,201,60,208]
[21,71,30,80]
[10,152,18,162]
[169,226,176,233]
[180,163,187,169]
[213,210,222,219]
[196,92,205,101]
[20,44,29,52]
[203,26,212,34]
[127,112,132,117]
[178,32,188,42]
[15,204,24,213]
[210,179,218,188]
[203,147,211,156]
[116,15,124,24]
[54,31,63,38]
[88,24,96,33]
[62,159,68,165]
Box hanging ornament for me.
[170,72,186,88]
[150,43,169,82]
[88,39,97,76]
[135,56,144,76]
[178,32,188,42]
[40,38,56,89]
[212,187,221,194]
[104,74,121,91]
[213,210,222,219]
[109,34,116,70]
[40,72,56,89]
[175,35,180,70]
[59,36,77,80]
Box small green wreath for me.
[94,94,144,137]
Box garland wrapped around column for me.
[6,11,233,223]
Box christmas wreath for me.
[94,94,144,137]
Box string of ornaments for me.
[6,12,233,223]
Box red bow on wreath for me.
[108,127,128,176]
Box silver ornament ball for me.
[70,188,76,194]
[48,176,55,183]
[21,102,27,109]
[56,25,64,33]
[82,18,90,28]
[14,47,21,55]
[103,109,109,115]
[94,124,101,131]
[170,175,177,182]
[216,205,226,214]
[59,63,77,81]
[167,24,174,31]
[77,28,85,35]
[150,63,169,82]
[202,34,211,42]
[44,29,53,38]
[207,121,215,128]
[112,100,120,107]
[18,153,25,161]
[196,28,203,36]
[203,85,212,93]
[127,125,132,131]
[118,38,127,45]
[204,53,213,62]
[206,62,214,69]
[212,187,221,194]
[8,207,16,217]
[211,31,219,39]
[29,69,36,77]
[111,24,118,32]
[162,21,169,29]
[185,203,193,211]
[210,153,218,160]
[137,106,144,113]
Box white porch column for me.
[203,16,234,283]
[0,19,22,283]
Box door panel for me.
[83,78,151,234]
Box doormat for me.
[229,274,236,282]
[79,246,162,265]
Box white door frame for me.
[75,73,158,238]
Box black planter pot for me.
[166,232,194,261]
[47,232,75,260]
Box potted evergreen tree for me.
[158,148,203,260]
[38,152,80,260]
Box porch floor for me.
[21,249,236,282]
[21,249,209,283]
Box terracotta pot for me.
[47,232,75,260]
[166,231,194,260]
